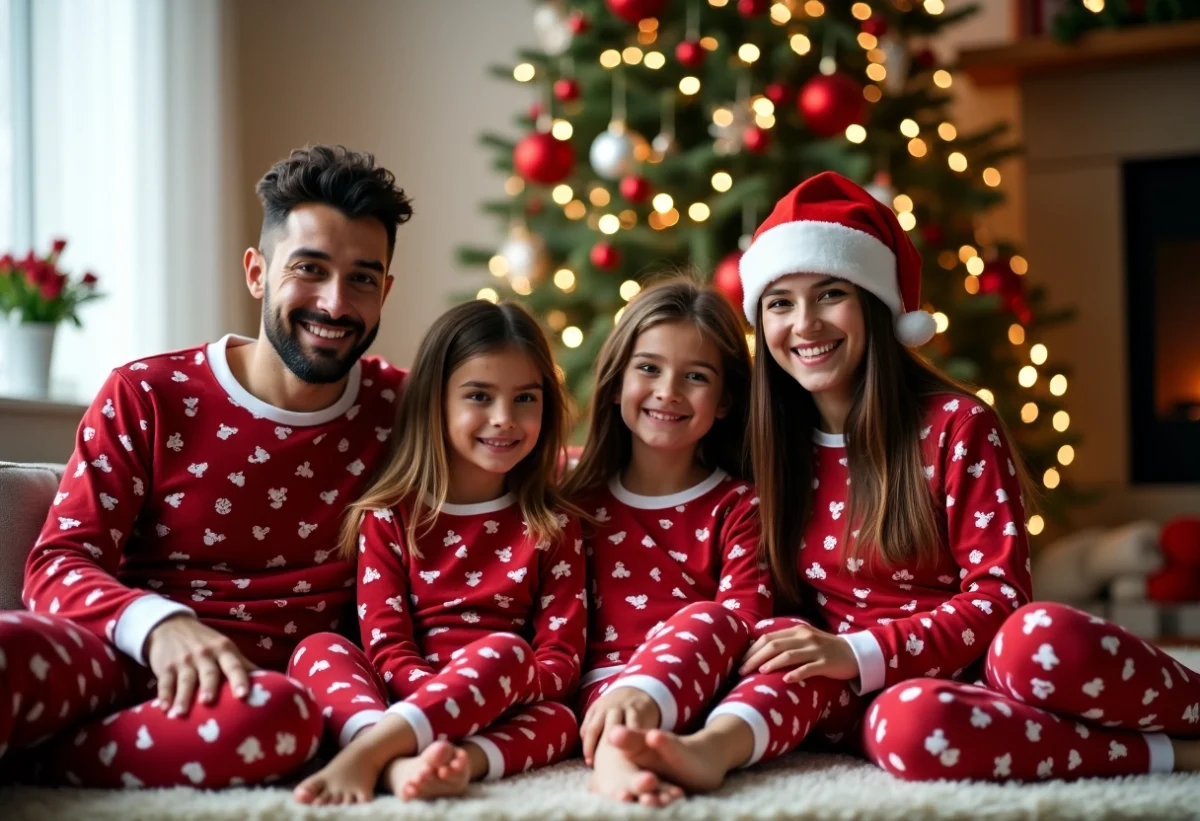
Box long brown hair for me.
[341,300,573,557]
[752,289,1036,609]
[562,275,752,499]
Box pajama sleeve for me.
[356,510,437,699]
[23,370,194,664]
[841,405,1033,693]
[530,516,588,701]
[715,489,773,627]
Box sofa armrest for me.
[0,462,66,610]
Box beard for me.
[263,284,379,384]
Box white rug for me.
[3,649,1199,821]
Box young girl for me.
[288,300,587,804]
[563,277,773,805]
[606,172,1200,790]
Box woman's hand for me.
[740,623,860,684]
[579,686,662,764]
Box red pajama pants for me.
[864,602,1200,781]
[0,611,321,788]
[579,601,755,731]
[288,631,578,780]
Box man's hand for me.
[740,623,860,684]
[145,614,257,716]
[580,686,662,764]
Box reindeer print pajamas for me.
[4,334,405,787]
[289,497,586,779]
[575,471,773,730]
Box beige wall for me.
[230,0,535,366]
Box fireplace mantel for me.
[959,20,1200,87]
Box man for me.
[0,145,412,789]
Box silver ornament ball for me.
[590,125,644,180]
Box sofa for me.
[0,461,1197,821]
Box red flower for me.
[82,271,98,286]
[51,238,68,255]
[0,253,13,270]
[40,273,67,301]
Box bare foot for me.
[293,744,383,806]
[589,735,685,807]
[610,725,730,794]
[383,740,470,800]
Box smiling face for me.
[443,347,544,499]
[617,320,728,458]
[760,273,867,402]
[248,203,393,384]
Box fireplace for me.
[1124,155,1200,484]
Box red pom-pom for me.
[567,11,590,34]
[619,175,652,204]
[590,242,621,270]
[1161,517,1200,570]
[764,82,790,106]
[743,126,771,154]
[606,0,667,23]
[737,0,770,15]
[675,40,707,68]
[513,132,575,185]
[862,14,889,37]
[553,78,581,102]
[798,73,866,138]
[712,250,744,310]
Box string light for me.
[791,34,812,54]
[652,193,674,213]
[924,0,945,13]
[614,306,626,323]
[897,212,916,231]
[620,280,641,301]
[554,268,576,291]
[804,0,825,16]
[857,32,878,50]
[1009,324,1026,345]
[770,3,792,23]
[644,51,666,69]
[564,200,586,220]
[752,97,775,117]
[619,209,638,228]
[504,176,525,196]
[948,152,968,172]
[1020,402,1038,423]
[1027,515,1045,536]
[1083,0,1104,10]
[1010,255,1029,275]
[679,76,701,95]
[622,46,644,65]
[738,44,761,63]
[1049,374,1068,396]
[900,119,920,138]
[488,255,508,277]
[1053,411,1070,431]
[846,124,867,143]
[700,36,719,50]
[562,326,583,348]
[1058,445,1075,465]
[1018,366,1037,387]
[983,167,1001,187]
[477,287,499,303]
[907,138,928,158]
[933,312,949,333]
[660,208,680,227]
[589,188,611,207]
[977,389,995,406]
[713,107,735,127]
[600,49,621,68]
[966,257,985,276]
[867,48,887,63]
[1043,467,1060,489]
[852,3,873,19]
[712,171,733,192]
[513,63,536,82]
[756,113,776,128]
[551,120,573,141]
[863,85,882,103]
[709,0,729,6]
[893,194,913,212]
[963,276,980,294]
[959,245,978,262]
[511,276,532,295]
[933,70,953,88]
[938,122,957,141]
[688,203,711,222]
[866,64,887,82]
[1030,343,1048,365]
[938,251,958,270]
[547,309,567,330]
[598,214,620,234]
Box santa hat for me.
[738,171,936,347]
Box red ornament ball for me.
[737,0,770,15]
[978,258,1024,299]
[862,14,889,37]
[675,40,707,69]
[606,0,667,23]
[914,48,937,70]
[553,78,581,103]
[798,73,866,138]
[764,82,790,106]
[590,242,621,270]
[743,126,771,154]
[1161,516,1200,569]
[619,175,652,204]
[567,10,590,34]
[712,250,744,309]
[513,132,575,185]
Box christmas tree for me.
[458,0,1084,532]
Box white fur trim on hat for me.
[739,220,900,324]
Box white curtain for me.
[29,0,244,402]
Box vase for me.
[1,317,57,399]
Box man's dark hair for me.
[255,144,413,264]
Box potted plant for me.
[0,239,102,398]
